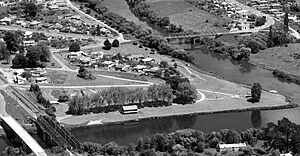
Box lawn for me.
[250,43,300,76]
[44,70,143,86]
[147,0,229,33]
[0,90,30,121]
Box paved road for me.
[20,84,151,89]
[65,0,126,42]
[0,93,46,156]
[226,0,300,39]
[1,115,47,156]
[0,25,110,42]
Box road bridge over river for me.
[0,115,47,156]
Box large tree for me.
[69,42,81,52]
[4,31,19,53]
[174,82,197,104]
[11,54,27,68]
[251,82,262,102]
[0,43,10,63]
[24,3,38,18]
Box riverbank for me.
[58,60,296,128]
[61,100,296,129]
[250,43,300,85]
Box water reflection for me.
[251,110,262,128]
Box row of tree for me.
[68,84,174,115]
[126,0,184,33]
[29,83,56,116]
[79,117,300,156]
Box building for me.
[35,77,48,83]
[122,105,138,114]
[217,143,247,152]
[280,152,293,156]
[23,40,36,46]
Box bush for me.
[103,39,112,50]
[247,41,260,54]
[112,39,120,47]
[69,42,81,52]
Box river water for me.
[70,0,300,146]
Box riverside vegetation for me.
[74,117,300,156]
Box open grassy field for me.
[250,43,300,76]
[0,90,30,121]
[147,0,229,33]
[102,0,152,30]
[44,70,143,86]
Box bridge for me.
[165,29,256,44]
[8,86,81,150]
[0,115,47,156]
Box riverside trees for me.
[78,117,300,155]
[68,84,174,115]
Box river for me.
[70,0,300,146]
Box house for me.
[23,40,35,46]
[35,77,48,83]
[0,17,12,25]
[141,57,154,63]
[121,105,138,114]
[217,143,247,152]
[24,31,33,39]
[280,152,293,156]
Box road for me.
[225,0,300,39]
[0,93,46,156]
[64,0,126,42]
[20,84,151,89]
[0,25,110,42]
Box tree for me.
[103,39,112,50]
[38,43,51,62]
[0,43,10,63]
[174,82,197,104]
[112,39,120,47]
[12,54,27,68]
[24,3,38,18]
[251,82,262,102]
[29,83,40,93]
[69,42,81,52]
[247,41,260,54]
[284,11,289,31]
[4,31,19,53]
[159,61,168,68]
[225,130,242,144]
[77,66,95,79]
[26,45,42,67]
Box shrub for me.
[103,39,112,50]
[112,39,120,47]
[69,42,81,52]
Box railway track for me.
[7,86,46,117]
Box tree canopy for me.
[69,42,81,52]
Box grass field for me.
[0,90,30,121]
[147,0,229,33]
[44,70,143,86]
[250,43,300,76]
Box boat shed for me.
[122,105,138,114]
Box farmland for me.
[147,0,229,33]
[250,43,300,76]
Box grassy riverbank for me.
[57,62,295,128]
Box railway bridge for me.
[4,86,81,154]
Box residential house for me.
[217,143,247,152]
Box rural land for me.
[0,0,299,156]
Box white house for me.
[217,143,247,152]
